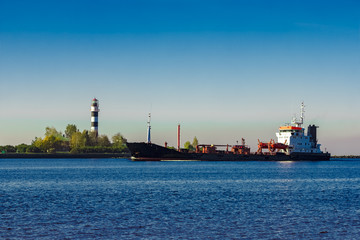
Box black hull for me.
[126,142,331,161]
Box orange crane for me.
[257,139,289,155]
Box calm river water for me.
[1,158,360,239]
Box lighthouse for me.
[90,98,100,136]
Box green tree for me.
[26,145,41,153]
[16,143,29,153]
[32,137,45,152]
[97,135,111,147]
[88,131,98,146]
[70,132,86,149]
[0,145,16,153]
[81,130,90,146]
[112,133,127,147]
[192,137,199,148]
[41,135,62,153]
[7,145,16,152]
[184,141,194,151]
[45,127,62,138]
[65,124,78,139]
[32,127,68,152]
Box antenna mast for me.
[300,102,305,125]
[147,113,151,144]
[292,102,305,127]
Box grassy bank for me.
[0,152,131,159]
[331,155,360,159]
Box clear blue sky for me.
[0,0,359,155]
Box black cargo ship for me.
[126,142,330,161]
[127,103,331,161]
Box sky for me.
[0,0,359,155]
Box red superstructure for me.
[257,139,290,155]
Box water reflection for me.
[0,159,360,239]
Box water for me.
[1,158,360,239]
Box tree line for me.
[183,137,199,151]
[0,124,127,154]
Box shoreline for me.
[0,153,358,160]
[0,153,131,159]
[331,155,360,159]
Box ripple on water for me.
[1,159,360,239]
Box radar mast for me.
[146,113,151,144]
[292,102,305,128]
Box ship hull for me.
[126,142,331,161]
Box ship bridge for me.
[279,126,304,133]
[275,103,322,154]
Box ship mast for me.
[292,102,305,128]
[146,113,151,144]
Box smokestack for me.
[307,124,318,147]
[177,124,180,151]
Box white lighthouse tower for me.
[91,98,100,136]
